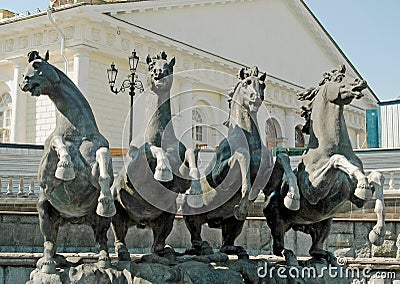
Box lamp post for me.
[107,50,144,145]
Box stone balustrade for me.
[0,175,38,197]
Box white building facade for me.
[0,0,379,151]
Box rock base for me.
[27,253,396,284]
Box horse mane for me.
[298,65,346,134]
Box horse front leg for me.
[368,171,386,246]
[179,148,203,208]
[271,154,300,211]
[333,154,372,201]
[94,147,116,217]
[147,144,173,182]
[51,136,75,181]
[228,148,251,221]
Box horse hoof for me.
[186,194,203,209]
[55,166,75,181]
[234,205,247,221]
[97,258,111,269]
[96,197,116,217]
[369,229,385,246]
[354,186,372,201]
[116,246,131,261]
[284,194,300,211]
[154,168,173,182]
[37,257,57,274]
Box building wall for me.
[0,2,374,149]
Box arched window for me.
[0,94,12,143]
[192,109,206,147]
[295,125,305,147]
[265,118,278,149]
[0,93,12,143]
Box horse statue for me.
[264,65,386,265]
[182,66,300,258]
[111,51,203,260]
[20,51,116,273]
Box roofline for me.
[299,0,380,103]
[105,13,306,90]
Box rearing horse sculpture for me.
[111,52,202,259]
[264,65,386,265]
[183,67,300,257]
[20,51,115,272]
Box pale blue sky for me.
[1,0,398,101]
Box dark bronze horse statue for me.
[182,67,300,258]
[20,51,115,273]
[264,65,386,265]
[111,52,203,260]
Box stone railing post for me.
[6,176,14,196]
[18,176,25,196]
[28,177,36,197]
[388,171,395,190]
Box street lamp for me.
[107,50,144,145]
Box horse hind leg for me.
[306,218,337,266]
[95,147,116,217]
[91,215,112,268]
[368,170,386,246]
[228,148,251,221]
[184,214,213,255]
[264,200,298,266]
[179,148,203,208]
[221,217,248,259]
[111,200,131,261]
[51,136,75,181]
[36,191,62,273]
[150,212,175,256]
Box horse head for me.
[233,66,266,113]
[323,65,367,105]
[146,51,175,94]
[228,66,266,116]
[20,50,61,97]
[298,65,367,134]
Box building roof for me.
[0,0,379,102]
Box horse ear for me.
[169,57,176,69]
[238,68,245,80]
[44,50,49,61]
[259,72,266,82]
[146,55,152,65]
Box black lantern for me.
[107,50,144,144]
[128,50,139,72]
[106,62,118,89]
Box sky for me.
[1,0,399,101]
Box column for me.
[179,80,193,148]
[285,109,295,148]
[9,57,27,144]
[72,49,90,95]
[131,71,147,147]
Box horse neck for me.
[309,94,353,153]
[49,70,98,133]
[145,89,176,146]
[229,102,261,145]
